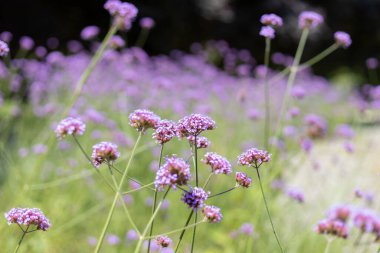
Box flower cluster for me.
[176,114,216,138]
[91,142,120,167]
[152,120,177,144]
[187,136,210,149]
[286,188,305,203]
[237,148,271,167]
[202,205,222,223]
[5,208,51,231]
[155,235,172,248]
[140,17,155,29]
[353,210,380,238]
[235,172,252,188]
[80,26,100,40]
[154,156,191,191]
[202,152,232,175]
[304,114,327,139]
[315,219,348,239]
[298,11,324,29]
[104,0,138,30]
[259,26,275,39]
[327,205,351,223]
[335,124,355,139]
[260,13,283,27]
[129,109,160,133]
[55,117,86,139]
[334,31,352,49]
[0,40,9,57]
[181,187,209,210]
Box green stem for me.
[135,29,150,48]
[324,237,333,253]
[264,37,271,150]
[255,167,284,253]
[134,188,170,253]
[147,144,164,253]
[208,186,238,198]
[122,182,155,194]
[190,135,199,253]
[175,210,194,253]
[202,173,213,189]
[14,226,29,253]
[94,133,142,253]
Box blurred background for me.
[0,0,380,79]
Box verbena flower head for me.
[19,36,35,51]
[327,205,351,223]
[55,117,86,139]
[104,0,138,30]
[235,172,252,188]
[129,109,160,133]
[304,114,327,139]
[202,152,232,175]
[91,142,120,167]
[140,17,155,29]
[202,205,222,223]
[109,35,125,49]
[260,13,283,27]
[5,208,51,231]
[80,26,100,40]
[187,136,210,149]
[153,120,177,144]
[286,188,305,203]
[154,156,191,191]
[298,11,324,29]
[240,223,254,235]
[334,31,352,48]
[176,114,216,138]
[366,58,378,69]
[155,235,171,248]
[335,124,355,139]
[238,148,271,167]
[0,40,9,57]
[259,26,275,39]
[181,187,209,210]
[353,210,380,233]
[315,219,348,239]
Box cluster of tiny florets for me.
[0,40,9,57]
[5,208,51,231]
[181,187,209,210]
[235,172,252,188]
[140,17,155,29]
[152,120,177,144]
[259,26,275,39]
[202,205,223,223]
[154,156,191,191]
[298,11,324,29]
[260,13,283,27]
[91,142,120,167]
[176,114,216,138]
[104,0,138,30]
[202,152,232,175]
[129,109,161,133]
[187,136,210,149]
[55,117,86,139]
[304,114,327,139]
[155,235,171,248]
[334,31,352,49]
[237,148,271,167]
[80,26,100,40]
[315,219,348,239]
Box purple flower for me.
[181,187,209,210]
[87,236,97,246]
[5,208,51,231]
[106,234,120,245]
[327,205,351,223]
[304,114,327,139]
[155,235,172,248]
[334,31,352,48]
[0,40,9,57]
[91,142,120,167]
[187,136,210,149]
[109,35,125,49]
[202,152,232,175]
[202,205,222,223]
[235,172,252,188]
[315,219,348,239]
[129,109,161,133]
[259,26,275,39]
[335,124,355,139]
[140,17,155,29]
[19,36,35,51]
[104,0,138,30]
[176,114,216,138]
[300,138,313,153]
[260,13,283,27]
[55,117,86,139]
[154,156,191,191]
[0,31,12,43]
[153,120,177,144]
[126,229,139,241]
[81,26,100,40]
[240,223,254,235]
[237,148,271,167]
[298,11,324,29]
[344,141,355,153]
[366,58,378,69]
[286,188,305,203]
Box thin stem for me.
[264,37,271,150]
[145,221,205,239]
[94,133,142,253]
[13,226,29,253]
[190,135,199,253]
[147,144,164,253]
[208,186,238,198]
[122,182,155,194]
[135,29,150,48]
[255,167,284,253]
[110,164,154,191]
[175,210,194,253]
[134,188,170,253]
[324,237,333,253]
[191,213,197,253]
[202,173,213,189]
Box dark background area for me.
[0,0,380,80]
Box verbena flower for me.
[260,13,283,27]
[235,172,252,188]
[315,219,348,239]
[259,26,275,39]
[0,40,9,57]
[129,109,160,133]
[91,142,120,167]
[19,36,35,51]
[286,188,305,203]
[155,235,171,248]
[327,205,351,223]
[298,11,324,29]
[55,117,86,139]
[202,152,232,175]
[237,148,271,167]
[154,156,191,191]
[104,0,138,30]
[140,17,155,29]
[240,223,254,235]
[334,31,352,49]
[187,136,210,149]
[181,187,209,210]
[109,35,125,49]
[80,26,100,40]
[335,124,355,139]
[5,208,51,231]
[153,120,177,144]
[202,205,222,223]
[304,114,327,139]
[176,114,216,138]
